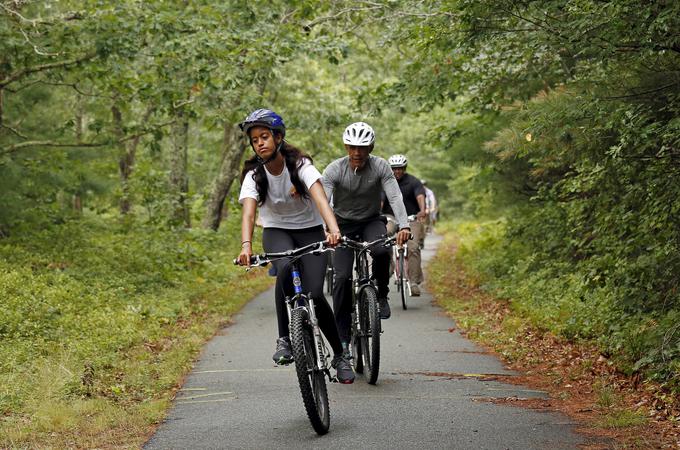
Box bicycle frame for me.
[340,235,394,384]
[236,240,335,433]
[284,261,331,376]
[236,241,334,377]
[341,235,396,296]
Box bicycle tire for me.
[351,306,364,374]
[290,308,330,435]
[325,266,334,296]
[325,254,334,295]
[359,286,381,384]
[398,250,407,310]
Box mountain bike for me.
[394,243,409,310]
[386,215,416,311]
[340,235,396,385]
[235,241,334,435]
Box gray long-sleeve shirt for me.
[322,155,409,229]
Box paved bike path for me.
[145,234,589,449]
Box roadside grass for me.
[427,222,678,448]
[0,215,271,448]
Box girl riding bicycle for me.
[236,109,354,384]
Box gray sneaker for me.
[378,297,391,319]
[272,337,293,365]
[332,354,355,384]
[411,283,421,296]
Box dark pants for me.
[262,226,342,355]
[333,218,390,343]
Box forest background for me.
[1,1,678,447]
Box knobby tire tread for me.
[399,252,407,310]
[361,286,381,385]
[290,309,330,435]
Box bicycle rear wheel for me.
[290,309,330,435]
[359,286,381,384]
[398,250,407,310]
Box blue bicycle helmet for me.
[239,109,286,138]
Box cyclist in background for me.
[422,179,437,234]
[382,154,426,296]
[237,108,354,383]
[322,122,410,353]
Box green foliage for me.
[2,0,680,442]
[0,214,267,442]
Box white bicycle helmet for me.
[388,154,408,168]
[343,122,375,146]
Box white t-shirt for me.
[239,159,324,229]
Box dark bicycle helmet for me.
[239,108,286,138]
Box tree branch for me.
[1,124,28,139]
[0,120,175,156]
[602,82,680,100]
[304,5,385,30]
[20,29,60,57]
[0,3,83,25]
[0,140,110,155]
[0,52,97,88]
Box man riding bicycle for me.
[382,154,427,296]
[322,122,410,353]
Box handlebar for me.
[339,235,397,251]
[234,240,331,268]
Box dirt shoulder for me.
[427,237,680,449]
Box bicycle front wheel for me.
[290,309,330,435]
[398,251,407,310]
[359,286,381,384]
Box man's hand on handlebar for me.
[416,210,427,223]
[396,228,411,246]
[325,229,341,247]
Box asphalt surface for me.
[145,234,589,450]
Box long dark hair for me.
[240,136,313,207]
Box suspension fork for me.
[286,261,328,372]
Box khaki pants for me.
[385,215,424,285]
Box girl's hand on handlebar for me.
[238,242,252,266]
[326,229,341,247]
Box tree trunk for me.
[73,194,83,213]
[75,94,84,142]
[169,108,190,227]
[0,88,4,130]
[112,103,152,215]
[201,121,247,230]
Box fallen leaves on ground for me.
[428,239,680,449]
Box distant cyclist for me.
[382,154,426,296]
[322,122,410,352]
[237,108,354,383]
[422,179,438,234]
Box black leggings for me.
[262,226,342,355]
[332,218,390,343]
